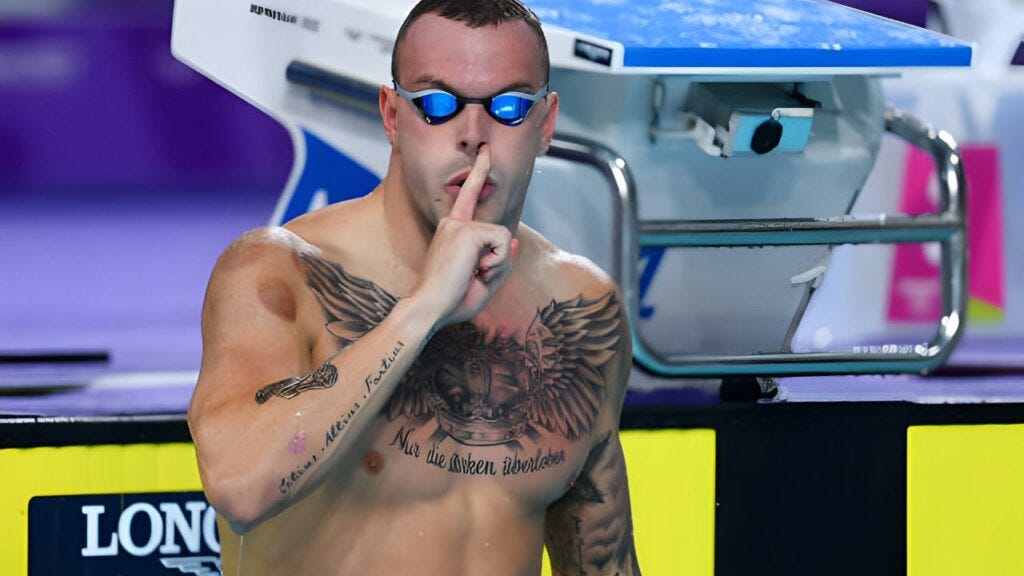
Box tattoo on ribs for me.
[298,253,622,449]
[546,432,639,575]
[256,362,338,404]
[567,433,612,504]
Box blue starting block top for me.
[527,0,972,70]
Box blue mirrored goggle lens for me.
[490,94,531,123]
[417,93,459,121]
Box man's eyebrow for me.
[408,76,538,95]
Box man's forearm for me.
[192,296,438,532]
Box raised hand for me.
[415,145,519,328]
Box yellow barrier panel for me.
[2,428,715,574]
[907,424,1024,576]
[0,443,203,573]
[542,428,717,576]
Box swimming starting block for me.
[171,0,972,376]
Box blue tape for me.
[276,129,381,225]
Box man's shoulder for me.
[522,226,618,300]
[519,229,632,432]
[212,226,315,279]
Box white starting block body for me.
[172,0,972,376]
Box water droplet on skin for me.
[418,531,424,537]
[484,542,491,548]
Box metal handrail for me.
[545,136,640,331]
[552,108,967,377]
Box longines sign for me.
[29,492,221,574]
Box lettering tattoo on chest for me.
[304,253,618,443]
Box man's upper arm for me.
[191,229,313,424]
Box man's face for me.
[384,14,557,231]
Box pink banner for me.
[887,145,1005,322]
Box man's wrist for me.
[392,294,445,340]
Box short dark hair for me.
[391,0,549,85]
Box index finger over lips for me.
[449,145,491,221]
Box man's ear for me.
[538,92,559,156]
[380,85,398,145]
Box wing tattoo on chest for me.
[300,254,622,448]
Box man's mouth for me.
[446,171,496,200]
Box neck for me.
[378,161,434,276]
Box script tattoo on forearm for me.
[365,341,404,394]
[278,342,404,495]
[545,433,640,575]
[255,362,338,404]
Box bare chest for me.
[297,252,623,503]
[340,321,607,508]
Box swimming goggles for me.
[393,81,549,126]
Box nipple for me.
[362,451,385,475]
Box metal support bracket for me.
[549,107,967,377]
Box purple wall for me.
[1,1,292,381]
[0,0,292,190]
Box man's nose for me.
[457,103,491,153]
